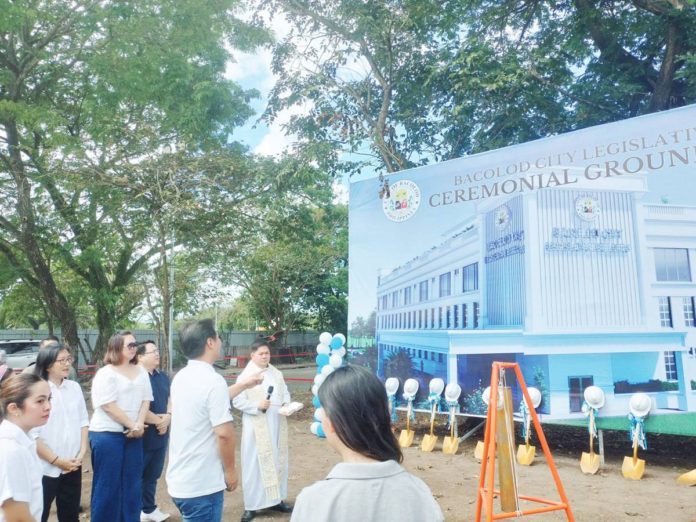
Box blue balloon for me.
[329,337,342,349]
[312,396,321,408]
[317,424,326,438]
[316,354,330,366]
[316,366,323,374]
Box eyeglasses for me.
[55,357,74,365]
[126,342,138,349]
[144,349,159,355]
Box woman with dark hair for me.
[0,373,52,522]
[33,344,89,522]
[88,331,153,522]
[290,365,444,522]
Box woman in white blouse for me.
[33,344,89,522]
[0,373,52,522]
[88,331,152,522]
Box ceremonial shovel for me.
[420,402,438,452]
[621,426,645,480]
[580,409,600,475]
[442,407,459,455]
[516,387,541,466]
[398,402,415,448]
[398,378,419,448]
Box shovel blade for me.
[580,451,600,475]
[442,436,459,455]
[622,456,646,480]
[421,434,438,452]
[677,469,696,486]
[516,444,536,466]
[474,440,485,461]
[398,429,414,448]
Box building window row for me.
[658,296,696,328]
[377,262,479,310]
[655,248,691,282]
[381,344,445,364]
[378,302,480,330]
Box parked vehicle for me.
[0,340,41,371]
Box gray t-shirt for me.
[291,460,444,522]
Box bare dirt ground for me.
[59,389,696,522]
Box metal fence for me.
[0,328,321,367]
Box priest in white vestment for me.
[233,341,293,522]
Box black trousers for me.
[41,468,82,522]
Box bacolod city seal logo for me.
[494,204,511,231]
[382,180,421,222]
[575,195,601,221]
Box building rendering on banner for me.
[375,175,696,419]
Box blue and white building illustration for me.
[374,175,696,418]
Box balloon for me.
[311,384,319,396]
[316,343,330,355]
[334,347,346,357]
[329,353,343,368]
[329,337,342,349]
[332,333,346,346]
[314,407,325,422]
[321,365,334,377]
[312,395,321,408]
[314,374,326,386]
[316,366,323,374]
[310,422,320,435]
[316,354,330,367]
[317,424,326,438]
[319,332,332,345]
[385,377,399,396]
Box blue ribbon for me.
[519,402,530,439]
[628,413,647,450]
[445,399,459,429]
[389,394,398,423]
[582,401,599,438]
[402,396,415,422]
[428,392,441,412]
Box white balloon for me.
[314,407,325,422]
[333,333,346,346]
[311,384,319,396]
[334,347,346,357]
[385,377,399,396]
[316,343,330,355]
[314,374,326,386]
[329,353,343,368]
[310,422,319,435]
[321,365,335,377]
[319,332,333,345]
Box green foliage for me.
[260,0,696,175]
[462,381,487,415]
[385,349,414,382]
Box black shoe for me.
[241,510,256,522]
[269,502,293,514]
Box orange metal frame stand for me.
[474,362,575,521]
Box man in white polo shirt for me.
[166,319,238,522]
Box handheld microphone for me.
[260,385,274,413]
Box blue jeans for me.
[89,431,143,522]
[142,445,167,514]
[172,491,224,522]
